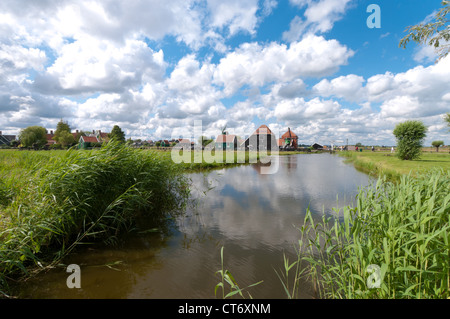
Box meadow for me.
[339,150,450,181]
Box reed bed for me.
[0,142,189,297]
[283,170,450,299]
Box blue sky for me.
[0,0,449,146]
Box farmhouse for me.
[279,128,298,150]
[242,125,277,151]
[215,134,237,150]
[78,135,100,149]
[177,139,192,149]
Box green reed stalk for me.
[0,141,189,296]
[282,170,449,299]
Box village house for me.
[45,129,110,147]
[78,135,100,149]
[177,139,192,149]
[278,128,298,150]
[215,134,237,151]
[242,124,277,151]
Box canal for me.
[15,153,373,298]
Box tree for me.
[109,125,125,143]
[198,136,213,147]
[58,130,76,147]
[18,126,47,148]
[393,120,428,160]
[54,120,75,147]
[432,140,444,152]
[445,112,450,129]
[399,1,450,61]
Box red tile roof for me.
[81,136,99,143]
[281,128,298,139]
[253,125,273,135]
[216,134,237,143]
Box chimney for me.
[76,130,79,133]
[93,130,95,134]
[51,130,53,135]
[0,131,2,135]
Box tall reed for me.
[282,170,450,299]
[0,141,189,296]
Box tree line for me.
[17,121,126,149]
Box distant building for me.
[78,135,100,149]
[0,131,16,146]
[311,143,324,150]
[279,128,298,150]
[242,125,277,151]
[215,134,237,150]
[177,139,191,149]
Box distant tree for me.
[155,141,161,147]
[198,136,213,147]
[355,142,363,147]
[445,112,450,129]
[109,125,126,143]
[19,126,47,148]
[399,1,450,61]
[432,140,445,152]
[58,131,76,148]
[53,120,75,147]
[393,120,428,160]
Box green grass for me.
[340,151,450,180]
[0,142,189,297]
[280,170,450,299]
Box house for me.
[311,143,324,150]
[78,135,99,149]
[215,134,237,150]
[279,128,298,150]
[242,125,277,151]
[177,139,191,149]
[94,130,109,142]
[159,140,170,147]
[0,131,16,146]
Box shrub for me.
[393,120,427,160]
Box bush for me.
[393,120,427,160]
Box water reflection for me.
[15,154,372,299]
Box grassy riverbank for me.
[284,170,450,299]
[0,143,191,297]
[339,151,450,180]
[276,151,450,299]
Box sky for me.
[0,0,449,146]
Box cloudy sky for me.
[1,0,449,146]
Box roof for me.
[253,125,273,135]
[80,136,99,143]
[216,134,237,143]
[178,139,191,144]
[277,138,284,147]
[281,128,298,139]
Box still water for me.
[16,153,372,299]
